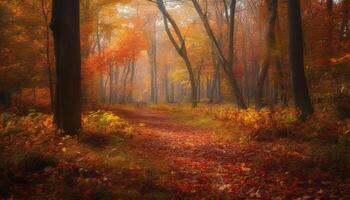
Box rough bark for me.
[255,0,278,109]
[287,0,314,119]
[51,0,82,133]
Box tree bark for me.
[287,0,313,119]
[122,60,131,102]
[256,0,278,110]
[147,17,158,103]
[128,57,136,102]
[51,0,82,133]
[157,0,197,107]
[109,63,114,104]
[165,65,170,103]
[40,0,54,112]
[192,0,246,109]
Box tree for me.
[51,0,82,133]
[40,0,54,112]
[191,0,247,109]
[287,0,313,119]
[146,15,159,103]
[156,0,198,107]
[255,0,278,109]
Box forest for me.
[0,0,349,199]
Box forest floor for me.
[1,106,350,199]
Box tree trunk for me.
[255,0,278,110]
[242,29,250,105]
[165,65,170,103]
[157,0,197,107]
[40,0,54,112]
[122,61,131,102]
[197,64,202,102]
[170,82,175,103]
[51,0,82,133]
[128,57,136,102]
[192,0,246,109]
[109,63,114,104]
[287,0,313,119]
[113,65,119,103]
[147,17,158,104]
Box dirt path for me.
[113,108,253,198]
[112,108,350,199]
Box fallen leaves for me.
[1,107,350,199]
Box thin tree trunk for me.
[128,57,136,102]
[170,82,175,103]
[157,0,197,107]
[41,0,54,112]
[109,63,114,104]
[197,64,202,102]
[165,65,170,103]
[123,60,131,102]
[242,29,249,105]
[192,0,246,109]
[147,17,158,104]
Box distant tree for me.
[40,0,54,112]
[287,0,313,119]
[191,0,247,109]
[255,0,278,110]
[51,0,82,133]
[156,0,198,107]
[146,15,159,103]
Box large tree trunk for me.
[51,0,82,133]
[287,0,313,119]
[255,0,278,110]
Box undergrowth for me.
[154,103,350,176]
